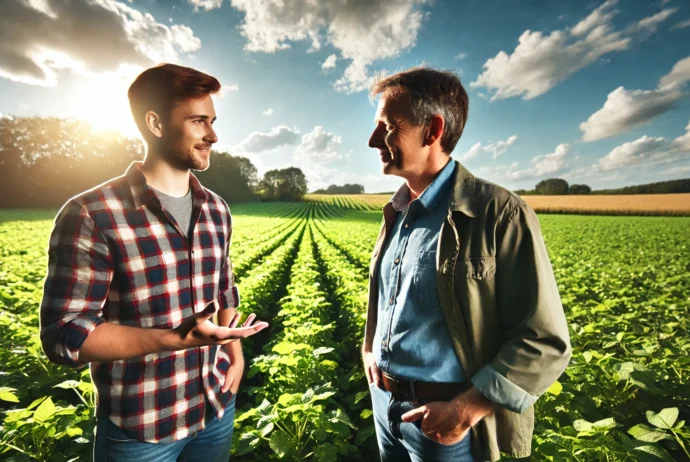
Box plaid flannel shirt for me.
[39,161,240,443]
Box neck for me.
[406,156,451,202]
[140,149,190,198]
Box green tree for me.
[535,178,570,195]
[570,184,592,194]
[259,167,308,201]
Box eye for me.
[194,119,204,124]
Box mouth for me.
[379,150,394,163]
[195,144,211,154]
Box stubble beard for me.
[163,137,209,172]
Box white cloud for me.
[229,0,429,93]
[660,165,690,176]
[0,0,202,86]
[321,54,337,69]
[460,135,518,161]
[454,52,467,60]
[658,55,690,88]
[471,0,676,100]
[597,124,690,172]
[579,55,690,141]
[672,121,690,151]
[473,143,570,182]
[599,136,669,171]
[671,19,690,30]
[295,126,346,163]
[579,86,683,141]
[188,0,223,11]
[262,108,274,116]
[219,83,239,97]
[236,125,301,153]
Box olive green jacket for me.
[364,161,572,461]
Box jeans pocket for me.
[105,419,138,443]
[413,420,470,447]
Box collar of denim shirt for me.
[389,158,457,213]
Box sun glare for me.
[74,68,140,138]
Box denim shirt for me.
[373,160,465,383]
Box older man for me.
[362,66,571,461]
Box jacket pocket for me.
[456,256,496,280]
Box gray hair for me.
[370,66,469,154]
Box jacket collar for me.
[449,160,478,218]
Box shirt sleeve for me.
[470,201,572,413]
[218,205,240,310]
[39,201,112,367]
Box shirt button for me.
[404,223,409,229]
[394,257,400,264]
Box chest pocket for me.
[410,249,440,306]
[456,256,496,280]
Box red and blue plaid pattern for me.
[40,161,240,443]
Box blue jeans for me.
[370,383,473,462]
[93,395,236,462]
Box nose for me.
[204,126,218,145]
[368,123,385,149]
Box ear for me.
[424,114,444,147]
[145,111,164,139]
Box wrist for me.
[159,328,181,351]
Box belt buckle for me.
[387,373,417,404]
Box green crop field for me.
[1,203,689,461]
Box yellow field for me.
[306,193,690,216]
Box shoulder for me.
[57,175,128,224]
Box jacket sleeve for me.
[39,201,112,367]
[471,201,571,413]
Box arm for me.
[470,201,572,413]
[40,201,264,367]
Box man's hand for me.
[401,387,495,445]
[164,302,268,351]
[363,350,381,387]
[222,356,244,394]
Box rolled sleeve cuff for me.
[470,364,538,414]
[219,285,240,310]
[56,315,106,367]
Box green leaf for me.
[53,380,80,389]
[546,381,562,396]
[33,397,56,423]
[634,445,676,462]
[261,422,274,438]
[646,408,678,429]
[0,387,19,403]
[628,424,673,443]
[573,419,593,432]
[269,430,292,457]
[360,409,373,419]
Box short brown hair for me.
[128,63,221,136]
[370,66,469,154]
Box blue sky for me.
[1,0,689,193]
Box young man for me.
[39,63,268,461]
[362,67,571,462]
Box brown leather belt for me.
[379,371,468,403]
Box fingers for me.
[228,312,241,329]
[222,370,234,393]
[214,321,269,341]
[370,364,381,387]
[242,313,256,327]
[401,406,426,423]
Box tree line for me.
[312,184,365,194]
[514,178,690,196]
[0,116,308,208]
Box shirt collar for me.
[388,158,456,213]
[125,161,208,210]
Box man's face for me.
[368,90,427,178]
[160,94,218,171]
